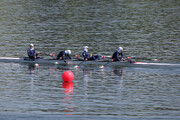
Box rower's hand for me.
[121,58,125,61]
[101,56,105,59]
[50,54,55,57]
[127,57,131,60]
[111,59,114,62]
[75,55,80,58]
[37,52,40,55]
[85,58,88,61]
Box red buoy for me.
[62,71,74,82]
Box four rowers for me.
[27,44,128,62]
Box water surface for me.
[0,0,180,119]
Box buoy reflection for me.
[62,82,74,95]
[62,82,74,115]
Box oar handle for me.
[75,55,80,58]
[103,56,112,58]
[42,52,55,57]
[50,54,55,57]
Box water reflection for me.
[81,67,125,99]
[83,68,89,88]
[111,68,124,104]
[27,63,39,98]
[28,63,39,75]
[62,82,74,95]
[23,63,180,118]
[110,68,124,78]
[62,82,74,115]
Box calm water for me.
[0,0,180,119]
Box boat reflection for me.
[27,63,40,97]
[81,67,125,103]
[28,63,39,75]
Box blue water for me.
[0,0,180,119]
[0,63,179,119]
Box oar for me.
[64,59,69,65]
[73,55,84,68]
[102,56,111,58]
[74,60,86,68]
[41,52,56,57]
[99,59,113,69]
[50,53,55,57]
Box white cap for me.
[65,50,71,55]
[83,46,88,52]
[117,47,123,53]
[83,46,88,49]
[30,43,34,47]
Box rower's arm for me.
[68,54,71,59]
[64,54,71,60]
[62,52,66,60]
[120,53,125,58]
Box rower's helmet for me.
[83,46,88,50]
[117,47,123,53]
[83,46,88,52]
[65,50,71,55]
[30,43,34,47]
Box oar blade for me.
[74,65,79,68]
[99,65,105,69]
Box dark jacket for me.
[27,48,35,58]
[57,51,71,60]
[82,51,90,60]
[111,51,124,61]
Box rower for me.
[82,46,101,60]
[57,50,71,60]
[27,43,40,59]
[111,47,125,61]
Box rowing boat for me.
[0,57,180,68]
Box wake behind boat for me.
[0,57,180,68]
